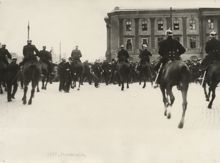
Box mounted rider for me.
[38,46,53,73]
[139,44,152,65]
[117,44,130,63]
[200,31,220,70]
[0,44,12,67]
[71,45,82,63]
[153,29,186,88]
[20,40,39,66]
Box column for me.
[135,18,139,55]
[182,17,187,48]
[150,18,155,50]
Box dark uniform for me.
[201,36,220,69]
[117,47,129,63]
[157,36,185,69]
[20,41,39,65]
[71,47,82,62]
[39,47,53,72]
[0,45,12,66]
[139,48,152,65]
[5,58,19,101]
[58,60,71,92]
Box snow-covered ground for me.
[0,82,220,163]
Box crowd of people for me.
[0,29,220,102]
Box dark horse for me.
[202,61,220,109]
[22,60,41,105]
[70,60,84,90]
[159,59,191,129]
[39,61,50,90]
[0,60,7,94]
[138,62,153,88]
[116,60,130,91]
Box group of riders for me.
[0,29,220,101]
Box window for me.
[173,19,180,30]
[190,36,196,49]
[189,19,196,30]
[157,20,164,31]
[208,18,214,30]
[141,19,148,31]
[142,38,149,46]
[126,39,132,50]
[125,19,132,31]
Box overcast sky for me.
[0,0,219,61]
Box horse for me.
[158,58,191,129]
[21,60,41,105]
[116,59,131,91]
[39,61,50,90]
[70,60,84,90]
[0,60,7,94]
[137,62,153,88]
[202,61,220,109]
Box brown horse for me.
[116,61,130,91]
[39,61,50,90]
[22,60,41,105]
[159,59,191,129]
[138,62,153,88]
[70,60,84,90]
[202,61,220,109]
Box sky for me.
[0,0,219,61]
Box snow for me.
[0,82,220,163]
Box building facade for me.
[104,8,220,61]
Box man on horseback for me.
[153,29,186,88]
[117,45,129,63]
[38,46,53,73]
[71,45,82,63]
[20,40,39,66]
[139,44,152,65]
[0,44,12,66]
[200,31,220,71]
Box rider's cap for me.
[143,44,147,48]
[165,29,173,36]
[12,57,17,60]
[210,31,217,37]
[2,44,6,47]
[43,46,46,48]
[27,40,32,43]
[120,44,124,48]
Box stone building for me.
[104,7,220,61]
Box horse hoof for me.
[23,100,27,105]
[28,101,32,105]
[178,123,184,129]
[164,110,167,116]
[8,99,12,102]
[167,113,171,119]
[208,105,212,109]
[206,98,209,101]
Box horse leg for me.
[203,82,209,101]
[11,83,18,99]
[37,82,40,92]
[208,85,217,109]
[160,86,168,116]
[28,82,36,105]
[166,87,175,119]
[7,83,12,102]
[22,84,28,105]
[178,87,188,129]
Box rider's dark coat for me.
[0,47,12,65]
[117,48,129,63]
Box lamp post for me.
[170,7,173,30]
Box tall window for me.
[189,19,196,30]
[157,20,164,31]
[142,38,149,46]
[173,19,180,30]
[190,36,196,49]
[125,19,132,31]
[126,39,132,50]
[208,18,214,30]
[141,19,148,31]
